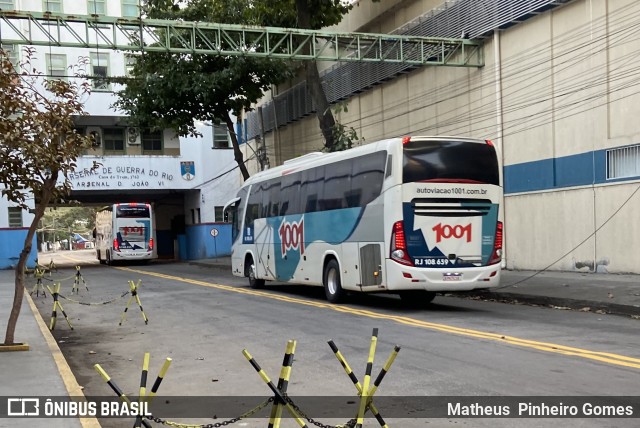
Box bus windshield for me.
[403,139,499,185]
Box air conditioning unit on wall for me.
[127,127,140,145]
[86,126,102,147]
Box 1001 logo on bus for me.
[279,219,305,257]
[432,223,472,243]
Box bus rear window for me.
[403,139,499,185]
[116,205,150,218]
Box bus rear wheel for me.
[323,259,344,303]
[399,290,436,306]
[247,259,265,289]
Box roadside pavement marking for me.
[117,267,640,370]
[26,293,102,428]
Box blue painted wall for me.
[504,149,634,194]
[184,223,232,260]
[0,228,38,270]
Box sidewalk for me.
[1,259,639,428]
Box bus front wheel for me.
[323,259,344,303]
[247,258,265,289]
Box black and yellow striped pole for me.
[147,357,172,402]
[268,340,297,428]
[72,265,89,294]
[94,363,152,428]
[47,283,73,331]
[30,268,47,297]
[120,280,148,325]
[328,339,395,427]
[134,352,151,428]
[242,349,308,428]
[355,328,378,428]
[95,363,132,404]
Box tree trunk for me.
[4,179,54,345]
[224,114,250,180]
[296,0,336,151]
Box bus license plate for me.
[443,273,462,281]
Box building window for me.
[46,53,66,81]
[142,129,163,153]
[214,206,224,222]
[0,1,15,10]
[90,52,110,90]
[103,128,125,153]
[212,124,229,149]
[1,44,19,71]
[607,145,640,180]
[125,54,137,77]
[122,0,139,17]
[87,0,105,15]
[43,0,62,12]
[8,207,23,228]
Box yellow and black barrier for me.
[46,283,73,331]
[120,280,148,326]
[72,265,89,294]
[29,268,47,298]
[268,340,297,428]
[242,348,309,428]
[328,332,401,428]
[356,328,378,428]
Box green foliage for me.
[0,47,96,209]
[0,46,97,345]
[326,102,364,152]
[113,0,295,137]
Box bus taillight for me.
[113,238,120,252]
[148,238,154,251]
[390,221,414,266]
[489,221,503,265]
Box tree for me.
[112,0,294,180]
[115,0,378,177]
[0,47,96,346]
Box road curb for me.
[464,291,640,318]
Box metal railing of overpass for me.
[0,10,483,67]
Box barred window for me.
[88,0,105,15]
[8,207,23,228]
[121,0,139,17]
[142,129,163,153]
[46,53,66,81]
[607,145,640,180]
[212,124,230,149]
[103,128,125,153]
[43,0,62,12]
[90,52,110,90]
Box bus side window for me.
[302,166,323,213]
[352,151,386,206]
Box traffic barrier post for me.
[72,265,89,294]
[242,348,309,427]
[94,363,152,428]
[29,268,47,298]
[120,280,148,325]
[355,328,378,428]
[268,340,297,428]
[328,329,400,428]
[46,283,73,331]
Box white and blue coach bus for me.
[224,136,503,304]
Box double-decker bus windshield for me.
[403,139,499,185]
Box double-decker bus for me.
[95,203,156,264]
[224,136,503,304]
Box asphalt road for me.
[30,250,640,427]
